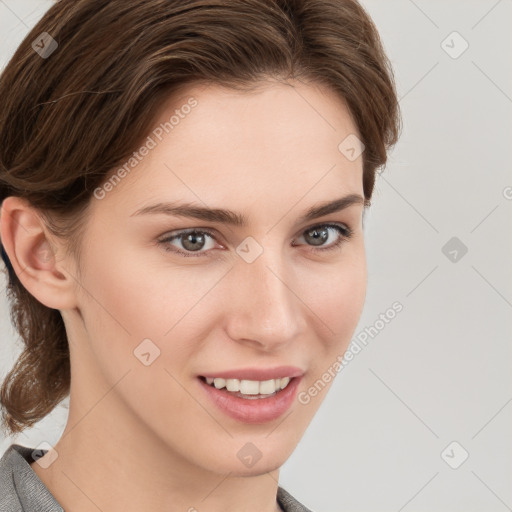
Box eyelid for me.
[157,227,222,245]
[158,220,351,239]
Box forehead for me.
[93,79,364,218]
[164,79,361,157]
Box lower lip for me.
[198,376,301,424]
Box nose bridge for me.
[226,243,302,345]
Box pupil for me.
[307,227,328,246]
[183,232,204,251]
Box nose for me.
[224,246,305,352]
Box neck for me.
[29,388,283,512]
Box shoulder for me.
[277,486,315,512]
[0,443,63,512]
[0,444,25,512]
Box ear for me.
[0,196,78,310]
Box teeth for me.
[280,377,290,389]
[206,377,292,395]
[259,379,276,394]
[226,379,240,392]
[213,378,225,389]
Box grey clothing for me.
[0,443,312,512]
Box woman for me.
[0,0,401,510]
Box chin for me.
[200,441,292,477]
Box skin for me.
[0,78,367,512]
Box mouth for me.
[199,375,292,400]
[197,368,303,423]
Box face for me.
[62,79,367,476]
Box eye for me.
[158,228,219,258]
[293,223,353,253]
[157,223,353,258]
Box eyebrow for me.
[130,193,367,227]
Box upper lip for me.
[199,366,304,381]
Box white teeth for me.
[239,380,260,394]
[259,379,276,394]
[205,376,292,395]
[213,378,226,389]
[280,377,290,389]
[225,379,240,392]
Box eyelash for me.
[157,223,353,258]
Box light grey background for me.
[1,1,511,511]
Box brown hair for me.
[0,0,401,436]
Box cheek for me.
[78,241,221,366]
[298,257,366,402]
[304,250,367,352]
[313,248,366,314]
[73,245,211,419]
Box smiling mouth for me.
[198,375,293,399]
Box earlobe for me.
[0,196,77,310]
